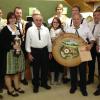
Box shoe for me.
[41,84,51,90]
[93,89,100,96]
[15,88,25,93]
[7,90,19,97]
[80,90,88,96]
[33,87,39,93]
[21,79,28,85]
[0,95,3,99]
[86,80,93,85]
[70,88,77,94]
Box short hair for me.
[72,5,81,12]
[32,14,43,22]
[55,3,63,11]
[72,13,82,19]
[93,9,100,15]
[7,12,16,24]
[96,6,100,10]
[32,9,40,16]
[14,6,22,13]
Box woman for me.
[49,17,64,85]
[1,12,25,97]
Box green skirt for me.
[6,50,25,74]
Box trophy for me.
[13,35,21,57]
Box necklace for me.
[10,24,16,32]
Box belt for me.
[31,46,47,51]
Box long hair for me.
[51,17,62,29]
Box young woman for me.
[0,12,25,97]
[49,17,64,85]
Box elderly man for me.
[25,9,41,33]
[65,5,88,30]
[25,9,41,81]
[66,14,95,96]
[26,14,52,93]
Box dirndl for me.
[6,49,25,74]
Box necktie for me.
[75,29,79,37]
[18,22,21,33]
[38,28,41,40]
[92,24,96,34]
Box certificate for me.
[79,46,92,62]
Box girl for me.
[50,17,64,85]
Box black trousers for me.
[70,62,87,91]
[0,50,6,91]
[88,44,100,82]
[49,57,64,81]
[31,47,49,88]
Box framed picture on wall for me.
[29,7,37,16]
[62,7,67,14]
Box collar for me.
[34,23,44,30]
[17,19,25,24]
[7,25,20,35]
[72,25,81,30]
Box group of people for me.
[0,3,100,99]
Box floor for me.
[2,79,100,100]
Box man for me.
[14,7,28,85]
[65,5,88,30]
[88,9,100,96]
[26,14,52,93]
[25,9,41,33]
[25,9,41,82]
[48,3,68,27]
[66,14,95,96]
[87,9,100,85]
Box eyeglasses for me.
[53,21,59,23]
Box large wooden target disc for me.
[52,33,86,67]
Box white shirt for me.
[65,24,95,42]
[16,19,27,31]
[48,15,68,26]
[88,21,100,39]
[0,18,6,31]
[7,25,20,35]
[65,17,88,31]
[50,28,63,38]
[25,24,52,52]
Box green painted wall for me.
[0,0,71,24]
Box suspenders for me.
[70,18,84,27]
